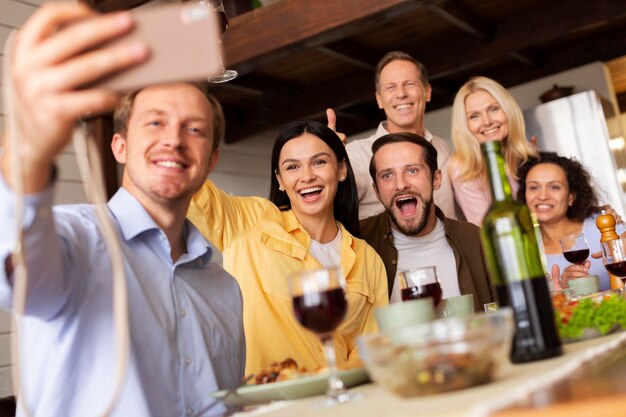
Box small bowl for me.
[358,308,514,397]
[568,275,600,296]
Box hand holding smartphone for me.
[93,2,222,91]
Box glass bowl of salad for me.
[552,289,626,342]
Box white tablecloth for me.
[233,331,626,417]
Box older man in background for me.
[330,51,457,220]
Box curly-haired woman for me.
[517,152,625,291]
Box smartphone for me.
[93,3,222,91]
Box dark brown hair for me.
[369,132,438,184]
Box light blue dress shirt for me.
[0,175,245,417]
[546,213,626,291]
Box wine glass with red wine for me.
[289,267,361,405]
[397,266,443,306]
[202,0,238,83]
[560,233,590,265]
[601,238,626,283]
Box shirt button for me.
[186,407,193,416]
[180,309,187,317]
[184,356,192,365]
[392,259,397,265]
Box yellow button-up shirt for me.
[188,180,388,376]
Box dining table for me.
[231,330,626,417]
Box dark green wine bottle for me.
[480,141,562,363]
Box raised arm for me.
[1,3,148,191]
[188,179,273,251]
[0,3,148,316]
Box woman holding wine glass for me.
[188,120,388,378]
[517,152,626,291]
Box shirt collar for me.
[108,188,159,241]
[282,209,304,234]
[108,188,214,264]
[379,122,433,141]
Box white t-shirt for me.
[389,218,460,303]
[310,227,342,268]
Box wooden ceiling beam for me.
[424,0,491,40]
[224,14,626,143]
[223,0,420,75]
[508,51,542,68]
[223,70,374,142]
[424,0,626,81]
[316,39,380,71]
[315,45,375,72]
[481,24,626,91]
[211,82,263,97]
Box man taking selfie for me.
[0,4,244,416]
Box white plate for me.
[209,368,370,406]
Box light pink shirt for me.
[449,163,519,226]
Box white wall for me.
[211,130,275,197]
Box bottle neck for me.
[482,141,513,202]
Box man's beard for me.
[385,194,433,236]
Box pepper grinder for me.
[596,210,624,289]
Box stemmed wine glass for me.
[397,266,443,306]
[202,0,238,83]
[560,233,590,265]
[601,238,626,285]
[289,266,361,406]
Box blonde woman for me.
[449,76,537,225]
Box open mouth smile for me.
[395,195,419,216]
[299,186,324,201]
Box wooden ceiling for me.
[90,0,626,143]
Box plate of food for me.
[552,289,626,343]
[209,358,370,406]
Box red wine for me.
[496,276,562,364]
[605,261,626,277]
[401,283,443,306]
[292,288,347,334]
[563,249,589,264]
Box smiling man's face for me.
[375,60,432,135]
[112,83,219,205]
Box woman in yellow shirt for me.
[188,120,388,376]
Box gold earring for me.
[340,176,346,182]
